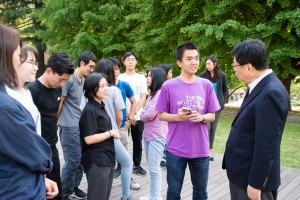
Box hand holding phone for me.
[182,107,192,115]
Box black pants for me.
[47,145,62,200]
[86,163,114,200]
[229,182,277,200]
[131,120,144,166]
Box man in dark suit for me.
[222,39,289,200]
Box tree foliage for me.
[2,0,299,97]
[0,0,47,76]
[181,0,300,92]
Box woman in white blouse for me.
[5,45,41,135]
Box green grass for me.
[213,108,300,169]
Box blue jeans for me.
[166,151,210,200]
[144,138,166,200]
[114,139,133,198]
[59,126,83,197]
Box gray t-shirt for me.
[103,86,125,130]
[58,74,85,127]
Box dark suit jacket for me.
[222,72,289,191]
[200,71,228,109]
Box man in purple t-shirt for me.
[156,42,220,199]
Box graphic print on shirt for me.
[177,95,204,111]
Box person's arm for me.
[113,87,125,128]
[158,109,215,123]
[128,96,137,123]
[45,177,58,199]
[140,99,157,122]
[116,110,123,128]
[135,93,147,112]
[189,111,215,123]
[57,95,65,117]
[84,129,121,145]
[140,93,161,122]
[0,104,52,174]
[135,75,148,113]
[222,72,229,103]
[57,78,71,117]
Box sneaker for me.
[114,164,121,178]
[160,160,166,168]
[133,165,147,176]
[70,187,87,199]
[130,178,140,190]
[62,197,71,200]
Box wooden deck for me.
[58,140,300,200]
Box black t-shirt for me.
[27,80,61,146]
[79,100,115,172]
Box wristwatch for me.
[201,114,206,122]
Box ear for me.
[79,60,85,68]
[45,67,52,74]
[176,60,182,68]
[247,63,253,71]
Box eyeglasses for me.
[231,63,245,68]
[26,61,38,68]
[125,58,136,62]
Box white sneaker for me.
[130,178,140,190]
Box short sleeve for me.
[80,109,98,137]
[155,84,169,113]
[114,87,126,110]
[125,82,134,99]
[61,77,72,97]
[140,75,148,94]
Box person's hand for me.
[45,178,58,199]
[130,116,137,125]
[189,111,204,123]
[110,129,122,139]
[125,120,131,128]
[247,185,261,200]
[177,108,194,121]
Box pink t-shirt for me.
[156,77,220,158]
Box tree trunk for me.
[36,43,46,78]
[279,75,294,111]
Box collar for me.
[248,69,272,94]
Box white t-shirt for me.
[5,86,41,136]
[118,73,147,120]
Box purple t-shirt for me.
[156,77,221,158]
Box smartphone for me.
[182,107,192,115]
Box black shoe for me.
[210,156,214,161]
[70,187,87,199]
[160,160,166,168]
[133,165,147,176]
[62,197,71,200]
[114,164,121,178]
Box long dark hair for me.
[94,59,115,86]
[205,55,221,82]
[0,24,23,89]
[148,67,167,97]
